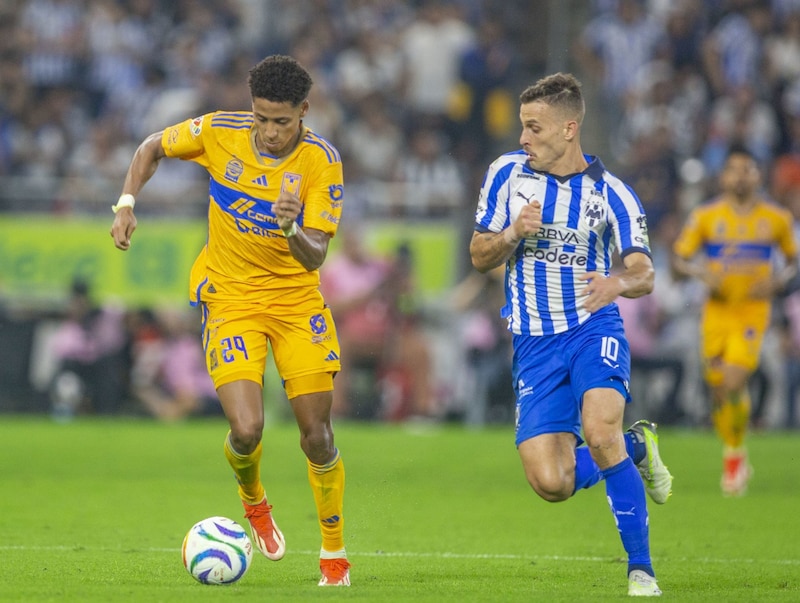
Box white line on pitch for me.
[2,545,799,565]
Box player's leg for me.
[704,304,764,495]
[273,300,349,585]
[572,309,661,595]
[583,387,660,596]
[287,379,350,586]
[518,432,581,501]
[513,331,586,501]
[218,379,286,561]
[710,362,753,495]
[202,302,285,560]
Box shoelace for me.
[244,501,273,520]
[322,558,351,577]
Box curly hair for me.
[519,73,585,123]
[248,55,313,106]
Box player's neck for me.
[726,194,758,213]
[546,147,588,178]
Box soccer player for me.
[672,146,798,496]
[470,73,672,597]
[110,55,350,586]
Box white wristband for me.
[282,221,298,238]
[112,194,136,214]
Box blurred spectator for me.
[574,0,669,134]
[49,278,129,419]
[399,0,475,135]
[320,229,435,420]
[449,265,514,425]
[390,126,465,217]
[617,291,685,425]
[764,9,800,94]
[701,0,772,98]
[332,27,405,109]
[340,95,403,182]
[129,308,222,421]
[450,18,517,167]
[770,95,800,205]
[701,83,780,175]
[18,0,85,90]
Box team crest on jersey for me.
[224,158,244,183]
[281,172,302,195]
[583,192,606,227]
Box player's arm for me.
[110,131,167,251]
[273,189,330,271]
[580,251,654,313]
[470,201,542,272]
[752,256,799,299]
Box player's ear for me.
[563,120,578,141]
[299,99,310,118]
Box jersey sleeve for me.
[161,113,213,165]
[673,209,705,259]
[299,150,344,238]
[475,156,514,233]
[777,207,799,260]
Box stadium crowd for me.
[2,0,800,428]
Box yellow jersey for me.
[673,197,797,305]
[160,111,344,304]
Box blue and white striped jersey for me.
[474,151,651,336]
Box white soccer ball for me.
[182,516,253,584]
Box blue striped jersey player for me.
[469,72,673,598]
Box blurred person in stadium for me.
[470,72,671,597]
[129,308,223,422]
[49,278,129,419]
[573,0,669,138]
[672,146,798,496]
[109,55,350,586]
[320,230,436,421]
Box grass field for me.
[2,416,799,602]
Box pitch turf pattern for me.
[2,418,799,602]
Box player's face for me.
[251,97,309,157]
[720,153,760,199]
[519,101,571,172]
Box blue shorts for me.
[512,305,631,447]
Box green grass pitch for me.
[2,416,799,602]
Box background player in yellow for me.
[110,55,351,586]
[672,146,798,496]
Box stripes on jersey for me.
[209,178,294,232]
[475,151,650,336]
[211,112,254,129]
[304,131,341,164]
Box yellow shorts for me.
[701,300,769,384]
[200,288,341,397]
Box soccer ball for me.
[182,516,253,585]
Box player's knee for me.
[300,425,334,464]
[229,423,264,454]
[525,469,572,502]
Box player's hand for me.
[110,207,137,251]
[508,200,543,241]
[580,272,623,313]
[274,190,302,232]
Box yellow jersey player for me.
[110,55,350,586]
[673,146,798,496]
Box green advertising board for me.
[0,215,459,309]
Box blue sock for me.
[625,430,646,465]
[573,446,603,493]
[602,457,653,576]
